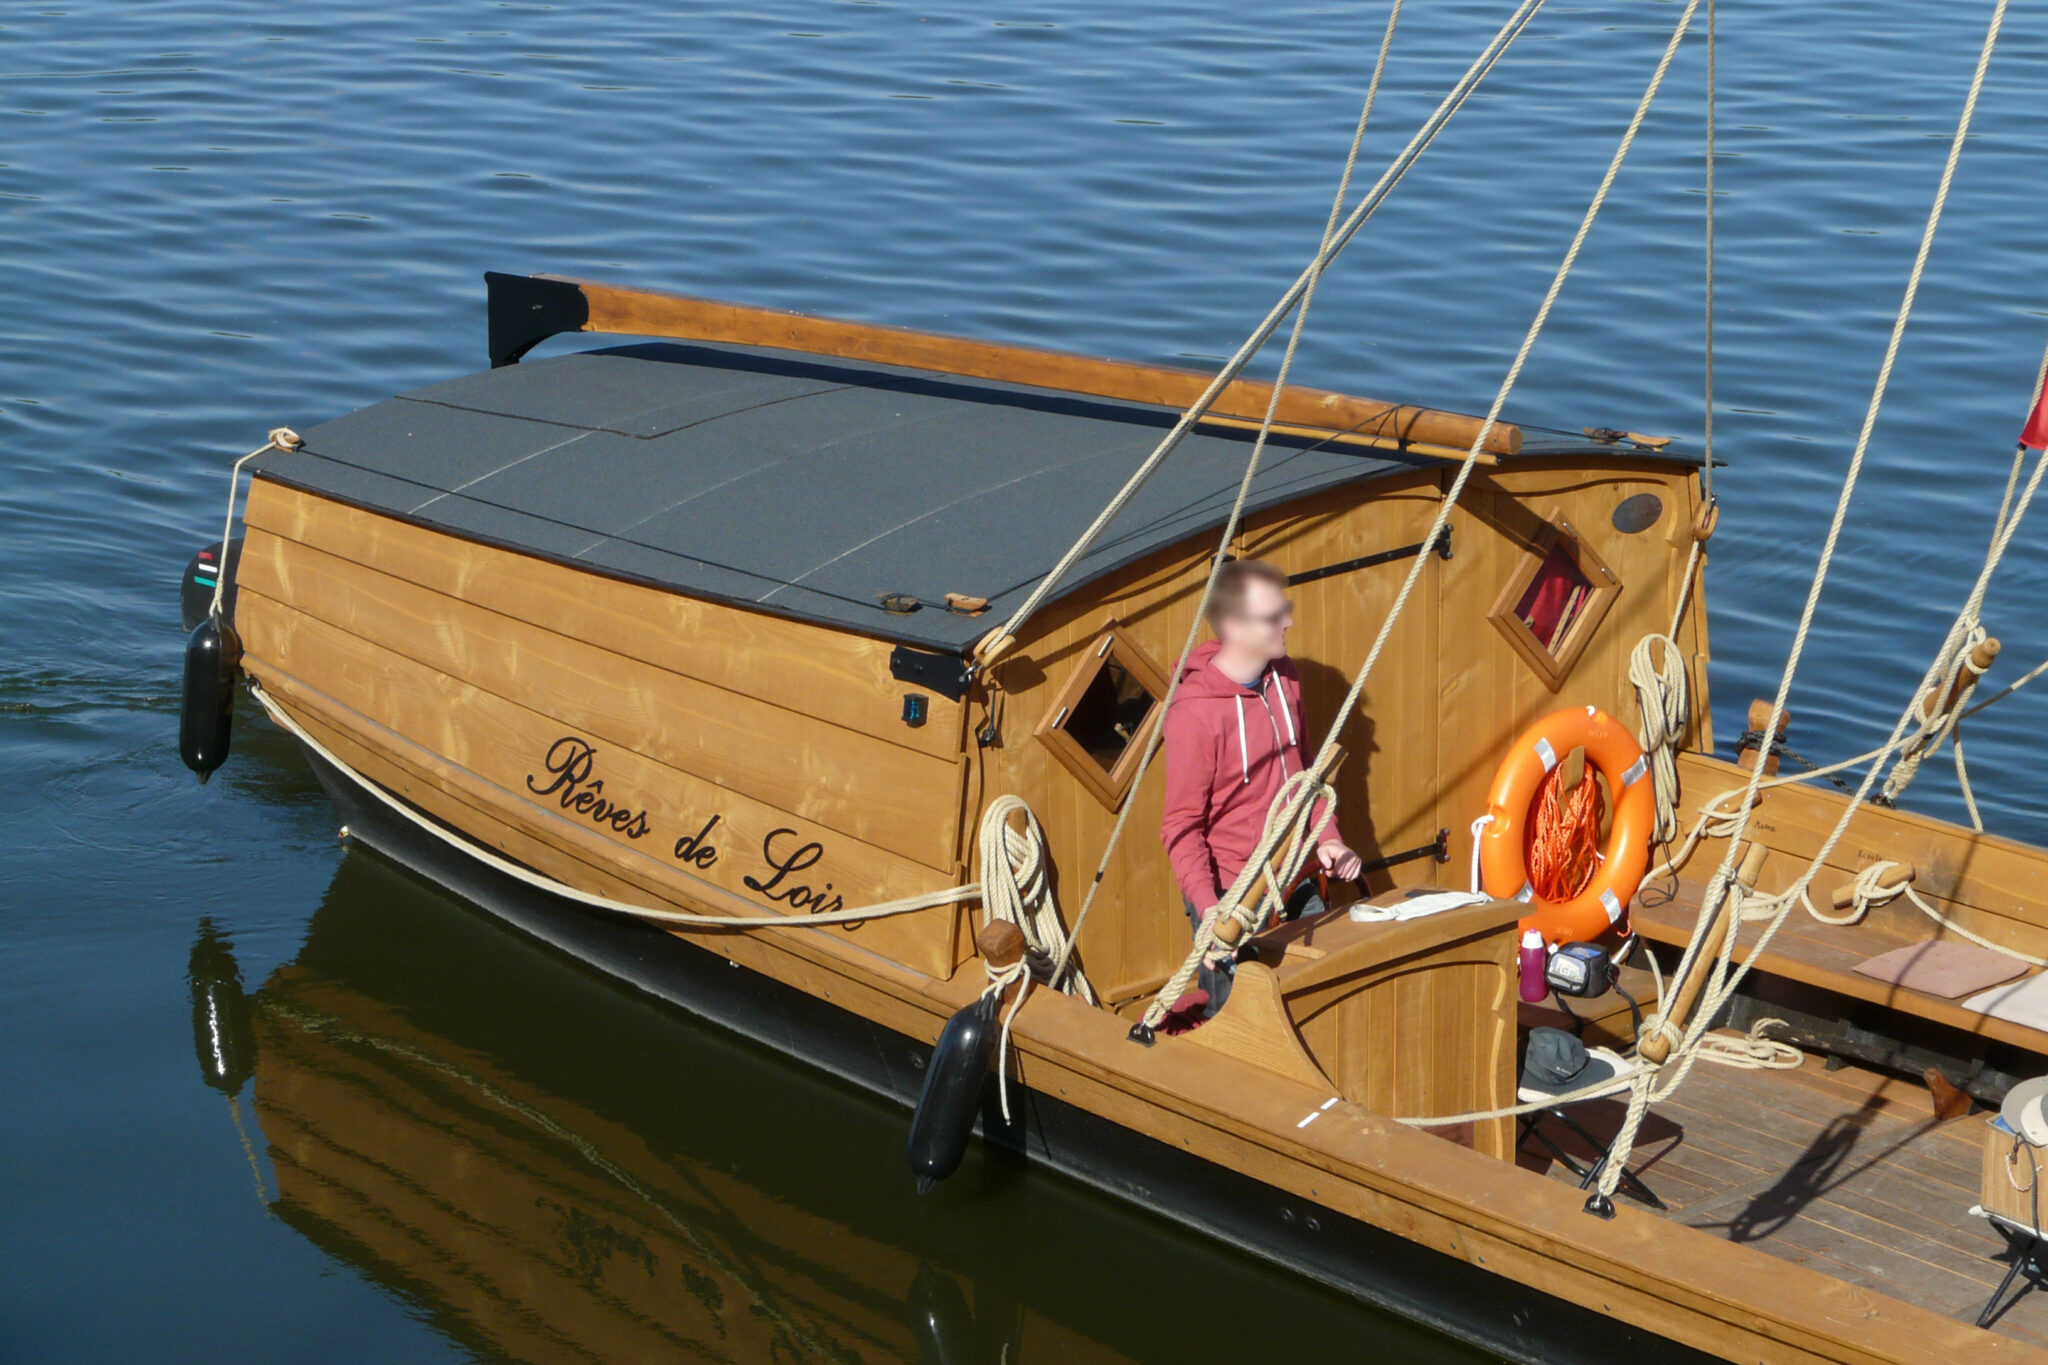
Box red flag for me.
[2024,366,2048,450]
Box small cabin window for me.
[1487,511,1621,691]
[1035,623,1170,810]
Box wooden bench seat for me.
[1631,881,2048,1058]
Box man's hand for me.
[1316,839,1363,882]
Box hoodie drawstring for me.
[1268,673,1297,746]
[1234,696,1250,784]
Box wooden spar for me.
[488,272,1521,459]
[1639,842,1766,1066]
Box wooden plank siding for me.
[247,666,967,981]
[237,530,960,869]
[212,469,2044,1365]
[978,460,1704,1006]
[242,480,966,762]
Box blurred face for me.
[1218,576,1293,662]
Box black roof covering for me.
[253,341,1640,652]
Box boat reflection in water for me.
[196,852,1469,1365]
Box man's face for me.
[1220,577,1293,662]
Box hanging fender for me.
[905,993,1000,1193]
[1479,705,1655,945]
[180,614,242,783]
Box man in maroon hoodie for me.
[1161,559,1362,1015]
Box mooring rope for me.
[249,683,1089,990]
[207,428,301,622]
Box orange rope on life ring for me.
[1479,705,1655,946]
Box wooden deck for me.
[1522,1043,2048,1346]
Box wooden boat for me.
[179,271,2048,1364]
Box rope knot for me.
[269,427,304,452]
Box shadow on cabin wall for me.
[1288,654,1388,894]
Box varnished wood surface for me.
[243,480,966,762]
[258,659,2041,1363]
[1670,749,2048,960]
[1262,901,1522,1159]
[226,471,2048,1362]
[1526,1046,2048,1350]
[238,530,963,869]
[549,274,1523,457]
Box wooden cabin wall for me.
[1430,462,1711,887]
[236,481,973,978]
[981,471,1451,1006]
[978,460,1710,1006]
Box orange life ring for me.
[1478,705,1655,945]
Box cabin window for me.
[1487,511,1621,691]
[1035,623,1170,810]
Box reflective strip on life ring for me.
[1477,705,1655,946]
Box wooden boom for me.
[484,271,1522,459]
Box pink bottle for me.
[1518,928,1549,1004]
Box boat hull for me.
[298,738,1707,1365]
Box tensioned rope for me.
[1045,0,1409,994]
[1588,0,2016,1209]
[977,0,1548,665]
[1626,0,1717,855]
[1136,0,1711,1035]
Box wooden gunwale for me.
[534,273,1522,458]
[242,663,2035,1363]
[1634,751,2048,1053]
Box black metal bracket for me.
[1356,828,1451,876]
[889,645,974,703]
[1287,526,1451,588]
[487,272,590,367]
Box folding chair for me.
[1516,1032,1666,1211]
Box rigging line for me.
[1673,0,2013,963]
[980,0,1547,658]
[1595,0,2016,1207]
[1701,0,1716,504]
[1137,0,1709,1034]
[1306,0,1705,778]
[1048,0,1406,987]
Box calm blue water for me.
[6,1,2047,1359]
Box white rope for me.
[1591,0,2016,1206]
[1629,631,1691,847]
[1048,0,1416,994]
[1134,0,1706,1036]
[208,428,301,622]
[986,0,1546,652]
[252,680,1050,934]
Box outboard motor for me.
[188,920,256,1096]
[905,993,1000,1193]
[180,537,241,633]
[179,537,243,782]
